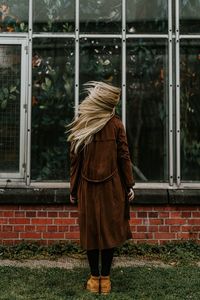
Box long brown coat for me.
[70,115,135,250]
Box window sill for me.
[0,187,200,205]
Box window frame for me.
[0,38,28,180]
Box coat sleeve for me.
[116,120,135,189]
[70,146,82,198]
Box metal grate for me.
[0,45,21,172]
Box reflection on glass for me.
[33,0,75,32]
[127,39,168,182]
[127,0,168,34]
[180,0,200,33]
[80,0,121,33]
[79,38,121,115]
[32,39,74,180]
[0,1,28,32]
[0,45,21,172]
[180,40,200,181]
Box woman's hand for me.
[128,187,135,202]
[70,194,77,204]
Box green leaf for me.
[3,88,9,96]
[9,95,17,101]
[10,86,17,93]
[1,100,7,109]
[45,78,52,88]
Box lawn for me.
[0,265,200,300]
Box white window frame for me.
[0,38,28,181]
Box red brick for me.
[65,232,80,239]
[130,225,136,232]
[149,212,158,218]
[14,225,25,232]
[154,233,176,239]
[70,212,78,218]
[189,226,200,232]
[159,212,169,218]
[177,232,190,239]
[170,226,181,233]
[0,205,19,210]
[137,226,147,232]
[47,226,58,232]
[37,211,47,217]
[26,211,36,217]
[9,218,30,224]
[132,233,153,239]
[54,219,76,225]
[48,212,58,218]
[137,212,147,218]
[165,219,186,225]
[170,212,182,218]
[43,232,65,239]
[149,219,163,225]
[36,226,46,232]
[58,226,69,232]
[181,212,191,218]
[69,226,79,232]
[0,219,8,224]
[31,219,52,225]
[149,226,158,232]
[181,226,192,232]
[136,207,154,211]
[2,225,13,232]
[188,219,200,225]
[20,232,42,239]
[181,206,198,211]
[25,226,35,232]
[58,212,69,217]
[130,212,136,218]
[159,226,169,232]
[15,211,25,217]
[3,211,14,217]
[129,219,142,225]
[47,205,61,210]
[192,212,200,218]
[0,232,19,238]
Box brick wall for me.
[0,204,200,245]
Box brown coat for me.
[70,115,135,250]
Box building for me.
[0,0,200,245]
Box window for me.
[0,0,199,187]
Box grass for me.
[0,265,200,299]
[1,240,200,265]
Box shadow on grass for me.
[0,265,200,299]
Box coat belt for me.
[81,168,118,183]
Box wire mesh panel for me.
[0,45,21,172]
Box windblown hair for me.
[67,81,121,154]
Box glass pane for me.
[127,0,168,34]
[32,39,75,180]
[180,40,200,181]
[127,39,168,182]
[80,38,121,115]
[180,0,200,34]
[0,45,21,172]
[33,0,75,33]
[0,1,28,32]
[80,0,121,33]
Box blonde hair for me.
[67,81,121,154]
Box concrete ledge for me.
[0,187,199,205]
[168,189,200,205]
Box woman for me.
[67,81,135,295]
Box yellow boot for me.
[100,275,111,295]
[86,275,100,293]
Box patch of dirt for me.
[0,256,174,269]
